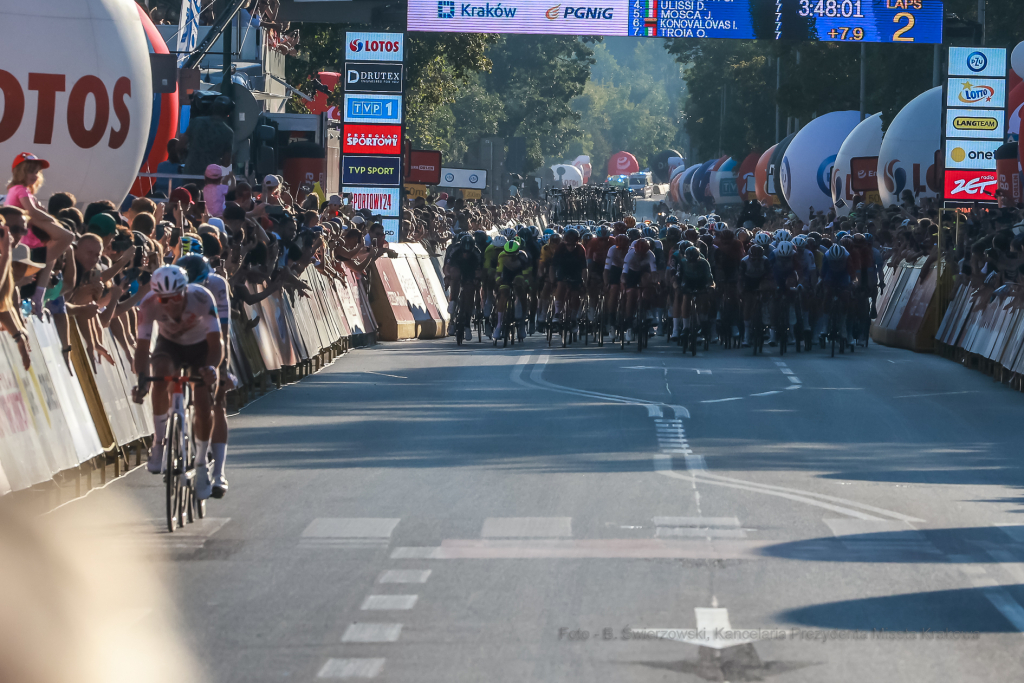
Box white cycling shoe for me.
[212,474,228,499]
[194,463,213,500]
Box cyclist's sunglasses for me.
[157,293,184,304]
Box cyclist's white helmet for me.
[826,244,847,261]
[774,228,791,242]
[791,235,808,248]
[151,265,188,296]
[775,240,796,257]
[753,232,772,246]
[492,235,508,248]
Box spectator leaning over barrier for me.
[0,212,31,369]
[5,153,75,315]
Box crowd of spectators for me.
[0,149,549,375]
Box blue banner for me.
[342,155,402,187]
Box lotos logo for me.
[883,159,907,196]
[958,82,996,104]
[349,40,363,52]
[346,33,403,60]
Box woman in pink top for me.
[5,153,74,313]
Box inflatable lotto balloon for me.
[877,86,942,207]
[768,134,796,210]
[0,0,153,207]
[754,144,777,206]
[709,156,740,206]
[668,172,682,204]
[781,110,861,222]
[832,113,884,217]
[735,151,760,202]
[130,3,179,197]
[607,151,639,176]
[651,148,684,183]
[572,154,592,183]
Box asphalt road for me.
[62,334,1024,682]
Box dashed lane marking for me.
[361,595,418,611]
[317,658,386,679]
[378,569,431,584]
[341,623,403,643]
[300,518,400,549]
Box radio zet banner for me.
[345,32,404,62]
[407,150,443,185]
[944,108,1005,140]
[946,77,1006,109]
[344,94,402,124]
[344,62,404,94]
[342,155,402,186]
[343,187,401,216]
[944,169,998,202]
[343,124,402,154]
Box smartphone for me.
[372,238,378,248]
[170,226,182,247]
[195,199,207,214]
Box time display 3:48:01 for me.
[799,0,865,18]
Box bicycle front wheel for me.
[165,412,183,533]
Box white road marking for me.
[947,556,1024,632]
[780,368,794,375]
[302,518,400,539]
[118,517,230,553]
[893,390,979,399]
[361,595,418,610]
[788,376,802,384]
[701,397,743,403]
[635,607,758,649]
[363,371,407,379]
[654,516,740,527]
[521,354,920,522]
[822,518,941,554]
[341,623,403,643]
[481,517,572,538]
[750,391,782,396]
[696,369,712,374]
[647,405,664,417]
[657,527,748,538]
[994,524,1024,543]
[378,569,431,583]
[775,361,787,366]
[318,658,386,679]
[390,547,444,559]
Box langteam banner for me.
[344,187,401,216]
[344,62,404,94]
[342,155,403,186]
[344,94,403,124]
[343,124,402,154]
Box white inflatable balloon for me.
[1012,41,1024,79]
[877,87,942,208]
[832,113,884,217]
[551,164,584,188]
[780,110,861,222]
[0,0,152,207]
[709,157,740,206]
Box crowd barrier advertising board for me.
[870,256,940,352]
[0,257,423,498]
[937,283,1024,375]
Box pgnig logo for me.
[438,0,455,17]
[546,4,615,19]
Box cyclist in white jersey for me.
[177,254,232,499]
[133,266,222,489]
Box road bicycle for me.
[142,374,207,532]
